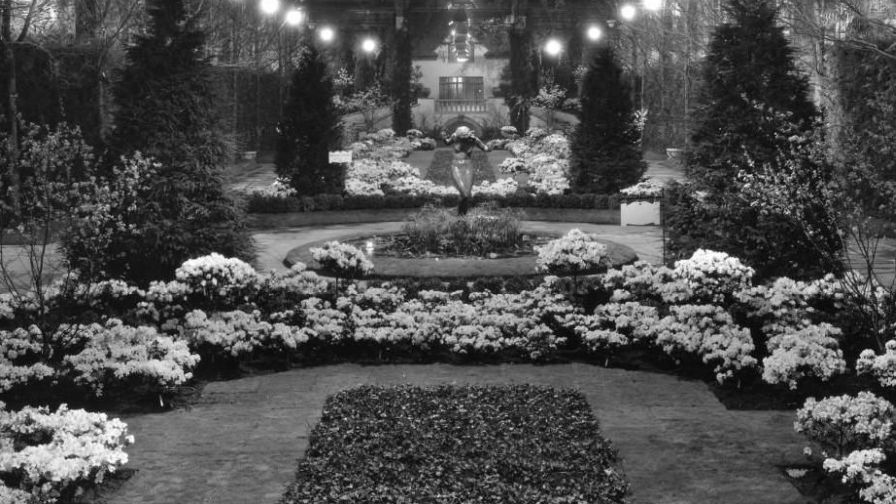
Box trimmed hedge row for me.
[247,191,621,213]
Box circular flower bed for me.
[285,231,638,278]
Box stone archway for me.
[442,115,484,138]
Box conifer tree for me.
[570,46,646,193]
[276,43,343,195]
[687,0,817,192]
[106,0,250,284]
[666,0,838,280]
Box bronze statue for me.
[442,126,489,215]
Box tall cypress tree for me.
[106,0,250,284]
[276,43,343,195]
[687,0,817,192]
[570,46,646,193]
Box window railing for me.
[436,99,487,113]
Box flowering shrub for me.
[535,229,609,276]
[570,302,660,354]
[671,249,755,304]
[0,403,133,502]
[654,304,757,383]
[735,275,843,335]
[174,253,260,304]
[471,178,519,197]
[248,178,296,198]
[500,131,572,195]
[796,392,896,458]
[63,320,199,396]
[310,241,374,279]
[600,261,685,304]
[823,449,896,504]
[857,341,896,388]
[177,309,313,357]
[0,326,56,394]
[762,323,846,389]
[620,180,663,200]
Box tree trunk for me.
[3,41,21,214]
[509,0,533,133]
[75,0,99,43]
[391,0,412,134]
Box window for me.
[438,76,485,101]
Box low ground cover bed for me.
[346,232,555,259]
[280,384,628,504]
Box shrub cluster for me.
[247,190,619,213]
[400,204,524,256]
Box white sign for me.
[328,151,352,164]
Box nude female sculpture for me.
[442,126,489,215]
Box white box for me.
[621,200,661,226]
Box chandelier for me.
[448,1,475,62]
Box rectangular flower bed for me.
[280,384,628,504]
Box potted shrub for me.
[619,181,663,226]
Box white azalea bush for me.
[857,340,896,388]
[500,131,572,195]
[471,178,519,197]
[0,403,133,503]
[762,323,847,389]
[672,249,755,304]
[735,275,844,335]
[310,241,374,280]
[653,304,757,383]
[796,392,896,458]
[176,309,313,358]
[174,253,260,304]
[823,449,896,504]
[620,180,664,200]
[535,229,609,276]
[569,302,660,354]
[62,320,199,396]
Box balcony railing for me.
[436,99,487,113]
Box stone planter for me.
[666,148,684,160]
[621,200,661,226]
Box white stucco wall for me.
[413,43,508,99]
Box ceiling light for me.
[545,38,563,56]
[259,0,279,15]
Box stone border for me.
[250,208,620,229]
[285,230,638,278]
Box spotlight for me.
[318,26,335,43]
[643,0,662,11]
[361,37,377,53]
[620,3,637,21]
[284,8,304,26]
[259,0,279,15]
[545,38,563,57]
[586,25,602,41]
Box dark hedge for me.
[281,385,629,504]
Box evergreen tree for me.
[666,0,839,280]
[105,0,250,284]
[276,43,343,195]
[687,0,817,192]
[570,47,646,193]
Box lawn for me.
[280,384,629,503]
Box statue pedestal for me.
[621,200,661,226]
